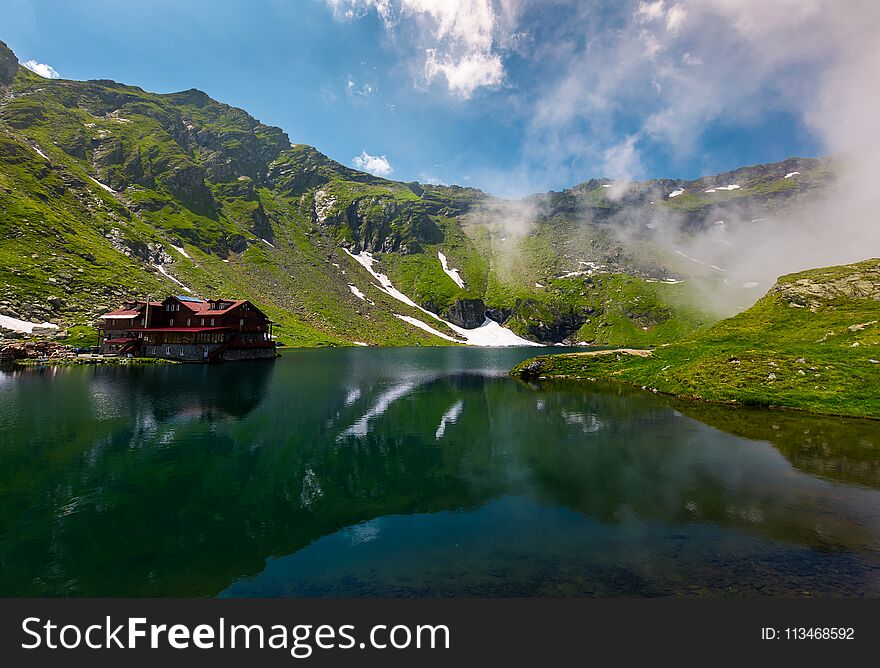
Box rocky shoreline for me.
[0,340,174,366]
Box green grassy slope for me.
[0,46,461,347]
[0,40,837,349]
[513,259,880,418]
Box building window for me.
[187,318,191,326]
[210,318,215,326]
[239,318,244,326]
[169,318,174,326]
[165,346,171,356]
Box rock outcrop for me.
[770,258,880,309]
[0,40,18,87]
[445,298,486,329]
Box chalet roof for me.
[102,301,161,318]
[101,310,141,318]
[129,326,231,333]
[162,295,249,314]
[102,297,268,320]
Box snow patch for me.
[348,284,373,303]
[704,188,716,193]
[452,318,541,347]
[559,261,605,279]
[352,341,369,347]
[154,264,192,293]
[346,249,539,347]
[170,245,190,259]
[784,171,800,179]
[0,314,58,334]
[437,251,465,288]
[741,282,759,288]
[31,145,50,161]
[675,250,705,265]
[88,176,116,194]
[715,184,741,191]
[668,188,685,198]
[394,314,460,342]
[534,282,545,288]
[260,238,276,249]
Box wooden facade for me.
[99,295,276,362]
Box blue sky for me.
[1,0,827,197]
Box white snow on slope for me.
[346,249,539,346]
[89,176,116,194]
[394,315,460,342]
[345,250,420,308]
[348,284,373,303]
[154,264,192,293]
[704,188,716,193]
[261,238,276,249]
[454,318,541,346]
[784,172,800,179]
[31,145,50,161]
[675,250,706,265]
[715,184,741,191]
[437,251,465,288]
[668,189,685,198]
[436,399,464,439]
[0,314,58,334]
[170,245,191,259]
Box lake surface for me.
[2,347,880,597]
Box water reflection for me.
[1,349,879,597]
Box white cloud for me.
[352,150,394,176]
[664,4,687,34]
[325,0,523,98]
[346,75,375,97]
[424,48,503,97]
[602,135,643,198]
[418,171,445,185]
[22,59,60,79]
[636,1,666,22]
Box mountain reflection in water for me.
[1,347,879,597]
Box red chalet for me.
[98,295,276,362]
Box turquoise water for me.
[1,347,879,597]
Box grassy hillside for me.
[0,40,836,349]
[513,259,880,418]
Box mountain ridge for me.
[0,40,835,349]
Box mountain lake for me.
[1,347,879,597]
